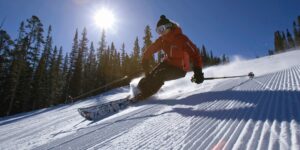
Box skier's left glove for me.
[191,67,204,84]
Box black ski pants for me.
[137,62,186,99]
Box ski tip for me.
[78,109,93,121]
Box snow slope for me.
[0,50,300,150]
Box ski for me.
[78,95,133,121]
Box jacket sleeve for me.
[181,35,203,69]
[142,38,162,63]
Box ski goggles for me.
[156,23,173,34]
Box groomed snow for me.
[0,50,300,150]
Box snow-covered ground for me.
[0,50,300,150]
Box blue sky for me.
[1,0,300,58]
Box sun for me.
[93,8,116,30]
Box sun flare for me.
[93,8,116,30]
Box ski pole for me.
[70,71,144,101]
[71,76,129,101]
[192,72,255,82]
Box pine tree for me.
[132,37,141,74]
[48,46,58,105]
[120,43,127,76]
[274,31,280,52]
[210,50,214,65]
[17,16,45,111]
[201,45,208,66]
[142,25,155,65]
[31,25,52,109]
[293,21,300,47]
[55,47,64,104]
[142,26,152,54]
[116,52,121,78]
[69,29,79,76]
[0,29,13,115]
[10,36,31,114]
[298,16,300,29]
[79,28,89,93]
[221,54,229,64]
[3,22,27,115]
[274,31,284,52]
[84,42,97,92]
[80,28,88,67]
[31,46,47,109]
[286,29,295,48]
[281,31,288,51]
[111,42,121,79]
[0,29,13,99]
[61,53,69,102]
[66,30,79,99]
[47,46,63,105]
[96,30,106,86]
[44,26,53,70]
[124,54,130,75]
[103,45,110,82]
[25,16,44,71]
[109,42,117,81]
[62,53,69,80]
[69,28,88,97]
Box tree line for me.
[270,16,300,55]
[0,16,228,116]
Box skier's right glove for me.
[142,60,150,76]
[191,67,204,84]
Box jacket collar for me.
[161,26,182,41]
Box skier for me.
[134,15,204,100]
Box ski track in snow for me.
[0,50,300,150]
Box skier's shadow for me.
[147,90,300,122]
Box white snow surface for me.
[1,50,300,150]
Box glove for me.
[142,60,150,76]
[191,67,204,84]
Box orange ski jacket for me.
[142,26,203,72]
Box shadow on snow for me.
[147,90,300,122]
